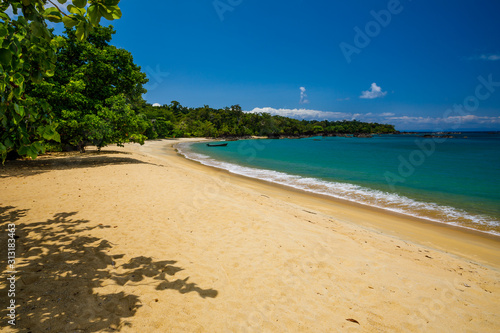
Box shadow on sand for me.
[0,150,162,179]
[0,206,217,332]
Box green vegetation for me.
[0,0,122,162]
[28,26,149,152]
[139,103,397,139]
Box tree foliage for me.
[139,102,397,139]
[28,25,149,151]
[0,0,122,162]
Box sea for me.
[177,133,500,236]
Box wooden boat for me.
[206,143,228,147]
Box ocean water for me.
[177,133,500,236]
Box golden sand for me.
[1,139,499,332]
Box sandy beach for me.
[1,138,499,332]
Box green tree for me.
[28,25,148,152]
[0,0,122,162]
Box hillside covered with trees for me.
[139,103,396,139]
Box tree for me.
[0,0,122,162]
[28,25,148,151]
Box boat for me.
[206,143,228,147]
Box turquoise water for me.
[178,133,500,235]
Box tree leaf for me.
[13,87,23,99]
[30,21,45,37]
[107,5,122,19]
[62,15,79,28]
[42,126,55,140]
[98,4,114,21]
[4,138,14,149]
[87,5,101,26]
[72,0,87,9]
[18,145,28,156]
[30,70,43,84]
[68,4,85,15]
[104,0,120,5]
[0,12,10,22]
[27,145,38,159]
[44,8,63,23]
[52,131,61,143]
[0,48,11,66]
[0,142,7,159]
[13,104,25,117]
[75,21,87,41]
[0,25,8,37]
[13,73,24,85]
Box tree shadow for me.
[0,151,162,179]
[0,206,217,332]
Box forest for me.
[139,103,397,139]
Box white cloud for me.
[152,103,161,107]
[248,107,349,120]
[386,115,500,124]
[245,107,500,130]
[479,54,500,61]
[299,87,310,104]
[360,83,387,99]
[246,107,393,122]
[386,115,500,129]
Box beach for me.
[1,139,499,332]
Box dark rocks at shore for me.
[353,133,373,138]
[421,134,454,139]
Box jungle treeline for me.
[140,102,397,139]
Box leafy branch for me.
[46,0,69,17]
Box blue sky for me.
[66,1,500,130]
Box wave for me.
[177,142,500,236]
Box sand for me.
[1,138,499,332]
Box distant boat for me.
[206,143,228,147]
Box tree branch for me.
[47,0,69,16]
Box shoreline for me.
[177,137,500,238]
[2,138,499,332]
[173,139,500,269]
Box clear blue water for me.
[178,133,500,235]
